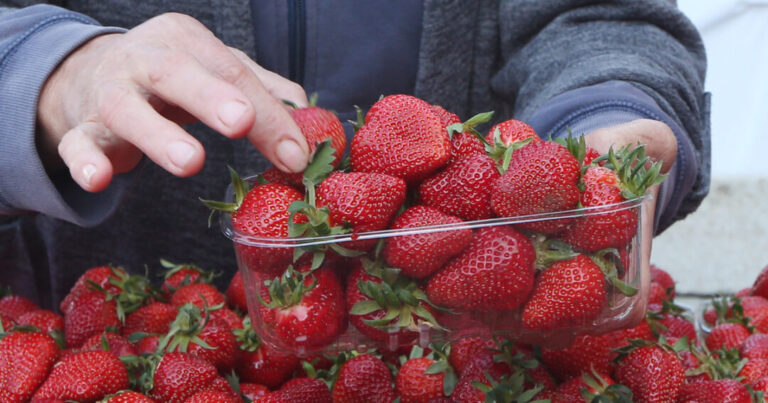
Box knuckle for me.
[97,85,133,130]
[216,61,249,84]
[146,50,189,87]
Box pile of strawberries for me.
[4,259,768,402]
[203,94,666,354]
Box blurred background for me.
[650,0,768,296]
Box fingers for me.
[585,119,678,174]
[98,83,205,177]
[228,47,309,108]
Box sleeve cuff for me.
[525,81,698,234]
[0,7,132,227]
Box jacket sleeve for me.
[491,0,710,234]
[0,4,131,227]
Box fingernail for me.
[276,139,307,173]
[83,164,96,186]
[167,141,196,170]
[218,100,249,127]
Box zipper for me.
[287,0,306,85]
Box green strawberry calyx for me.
[471,370,546,403]
[155,302,222,354]
[258,266,317,309]
[589,249,637,297]
[350,257,447,333]
[596,143,667,200]
[580,367,633,402]
[199,166,253,227]
[159,258,219,289]
[232,316,261,352]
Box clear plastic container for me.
[219,178,654,355]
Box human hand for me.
[37,13,310,192]
[584,118,678,327]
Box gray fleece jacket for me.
[0,0,709,308]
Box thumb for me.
[584,119,677,174]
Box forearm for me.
[493,0,709,233]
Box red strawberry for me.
[226,270,248,312]
[158,304,237,371]
[553,372,630,402]
[396,357,447,403]
[183,390,239,403]
[257,267,346,351]
[648,282,669,306]
[738,357,768,385]
[678,379,751,403]
[562,144,667,251]
[751,263,768,299]
[437,109,493,163]
[431,104,461,128]
[0,292,37,321]
[0,331,59,403]
[16,309,63,334]
[448,330,495,375]
[260,377,332,403]
[285,101,347,185]
[101,390,154,402]
[650,265,676,300]
[233,317,299,389]
[315,171,406,251]
[260,167,299,189]
[64,290,122,348]
[0,313,15,330]
[583,146,601,165]
[346,259,440,345]
[202,173,307,277]
[160,259,216,294]
[150,352,232,403]
[331,354,395,403]
[613,344,685,403]
[419,153,501,221]
[32,350,129,402]
[491,140,580,233]
[383,206,472,278]
[240,383,269,400]
[484,119,539,147]
[79,331,137,358]
[133,334,160,355]
[121,302,177,337]
[654,313,697,342]
[522,254,608,331]
[450,350,510,403]
[212,307,243,330]
[170,283,227,310]
[752,377,768,395]
[427,226,535,311]
[705,322,751,352]
[59,266,126,314]
[740,333,768,360]
[351,94,451,184]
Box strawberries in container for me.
[208,94,666,355]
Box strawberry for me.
[233,317,299,389]
[0,331,60,403]
[150,352,233,403]
[121,302,177,337]
[396,357,448,403]
[0,313,15,330]
[740,333,768,360]
[59,266,126,314]
[427,226,535,311]
[158,303,237,371]
[737,357,768,385]
[562,144,667,251]
[260,377,332,403]
[678,379,751,403]
[382,206,472,278]
[64,290,122,348]
[553,371,631,403]
[650,264,676,300]
[490,140,580,233]
[183,390,239,403]
[439,110,493,163]
[448,329,495,375]
[522,254,608,331]
[705,322,751,352]
[226,270,248,312]
[331,354,395,403]
[16,309,63,334]
[450,350,510,403]
[32,350,129,402]
[419,153,501,221]
[212,308,243,330]
[79,331,137,358]
[284,98,347,185]
[202,170,307,277]
[257,266,346,351]
[0,290,38,321]
[613,343,685,403]
[346,259,442,345]
[351,94,451,184]
[431,104,461,128]
[170,282,227,310]
[751,263,768,299]
[160,259,216,294]
[101,390,154,402]
[315,171,406,251]
[484,119,539,148]
[133,334,160,355]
